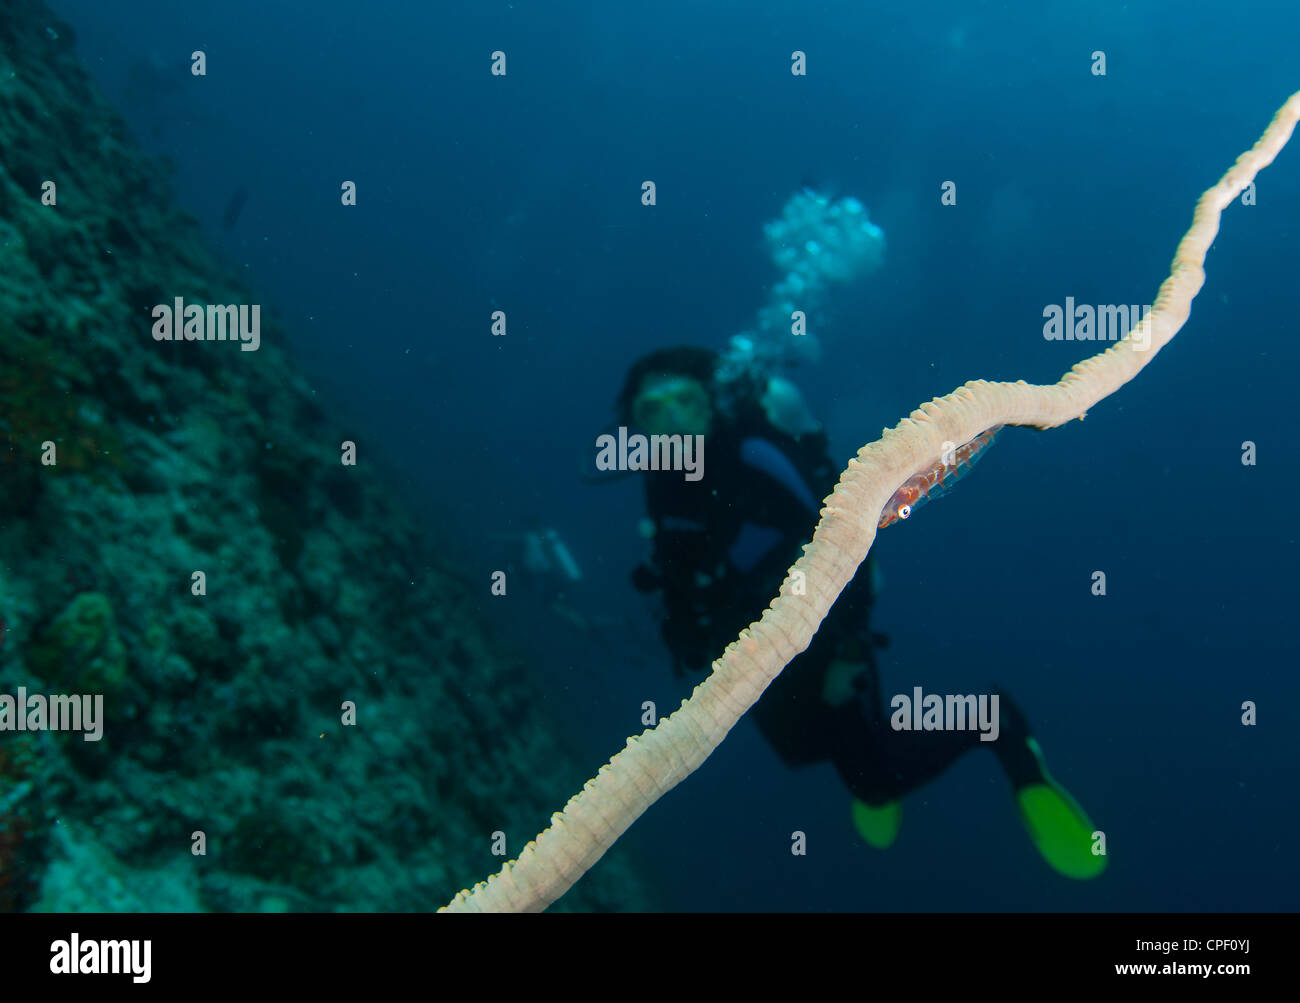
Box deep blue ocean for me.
[48,0,1299,911]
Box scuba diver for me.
[615,345,1105,880]
[493,520,610,635]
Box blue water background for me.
[48,0,1299,910]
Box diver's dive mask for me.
[631,374,713,438]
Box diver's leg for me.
[750,645,840,767]
[822,695,989,850]
[828,700,987,805]
[821,653,987,849]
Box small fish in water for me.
[878,425,1003,528]
[222,185,250,232]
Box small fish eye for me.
[898,504,911,520]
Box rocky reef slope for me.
[0,0,647,911]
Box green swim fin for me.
[1014,737,1107,880]
[851,798,903,849]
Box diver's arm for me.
[639,521,730,675]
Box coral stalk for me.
[444,91,1300,913]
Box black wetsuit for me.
[632,394,1036,805]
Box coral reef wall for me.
[0,0,648,911]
